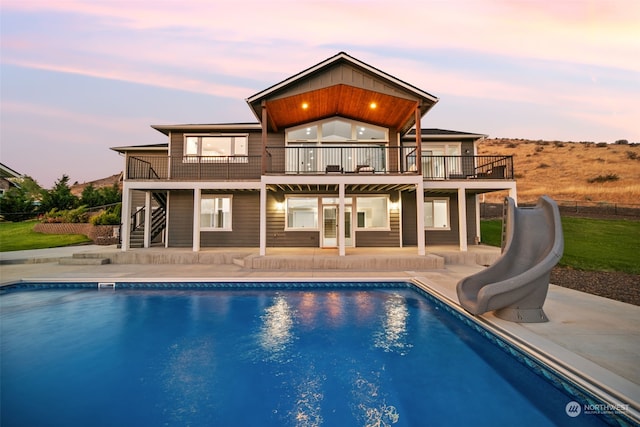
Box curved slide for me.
[456,196,564,323]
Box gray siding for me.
[167,190,193,247]
[271,63,418,102]
[267,192,319,247]
[355,210,400,247]
[200,192,260,247]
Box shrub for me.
[90,203,121,225]
[587,174,619,184]
[626,151,638,160]
[42,206,89,223]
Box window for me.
[286,197,318,229]
[286,118,387,143]
[201,195,232,230]
[184,135,248,162]
[356,197,388,229]
[424,198,450,230]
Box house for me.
[112,52,516,255]
[0,163,23,197]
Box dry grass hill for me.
[478,139,640,206]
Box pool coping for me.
[2,275,639,424]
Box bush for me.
[587,174,620,184]
[42,206,89,223]
[90,203,121,225]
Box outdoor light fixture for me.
[276,202,285,211]
[369,102,377,109]
[302,102,309,109]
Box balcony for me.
[125,151,513,181]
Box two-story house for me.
[112,52,516,256]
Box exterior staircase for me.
[129,192,167,248]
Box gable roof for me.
[0,163,23,179]
[404,128,487,140]
[246,52,439,134]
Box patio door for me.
[321,205,352,248]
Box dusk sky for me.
[1,0,638,188]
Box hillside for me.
[478,139,640,206]
[70,173,123,197]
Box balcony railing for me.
[418,155,514,180]
[125,152,513,181]
[127,155,262,180]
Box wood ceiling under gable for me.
[264,85,419,132]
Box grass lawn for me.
[0,221,92,252]
[481,217,640,274]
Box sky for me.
[1,0,639,189]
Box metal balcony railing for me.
[125,152,513,181]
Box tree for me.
[99,183,121,206]
[41,175,79,212]
[80,184,102,207]
[0,186,38,221]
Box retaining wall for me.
[33,223,119,245]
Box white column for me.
[508,185,518,205]
[192,188,201,252]
[458,187,468,252]
[259,182,267,256]
[416,181,425,255]
[475,194,481,245]
[120,183,131,251]
[143,191,152,248]
[338,183,345,257]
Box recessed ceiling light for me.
[370,102,377,109]
[302,103,309,109]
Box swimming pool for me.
[0,281,630,426]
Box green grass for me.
[481,217,640,274]
[0,221,92,252]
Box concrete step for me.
[59,257,111,265]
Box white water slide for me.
[457,196,564,323]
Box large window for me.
[424,198,450,230]
[356,197,388,229]
[201,195,232,230]
[185,135,248,162]
[286,118,387,143]
[286,197,318,229]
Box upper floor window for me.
[286,118,387,143]
[185,135,248,157]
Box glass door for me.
[322,204,353,248]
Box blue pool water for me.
[0,282,619,426]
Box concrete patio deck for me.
[1,244,638,422]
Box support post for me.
[120,183,131,251]
[458,187,468,252]
[192,188,201,252]
[415,103,422,176]
[259,182,267,256]
[261,101,268,175]
[338,183,345,257]
[416,180,425,255]
[143,191,152,248]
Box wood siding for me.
[167,190,194,247]
[355,210,400,247]
[270,63,417,102]
[267,192,319,247]
[401,192,478,246]
[200,192,260,247]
